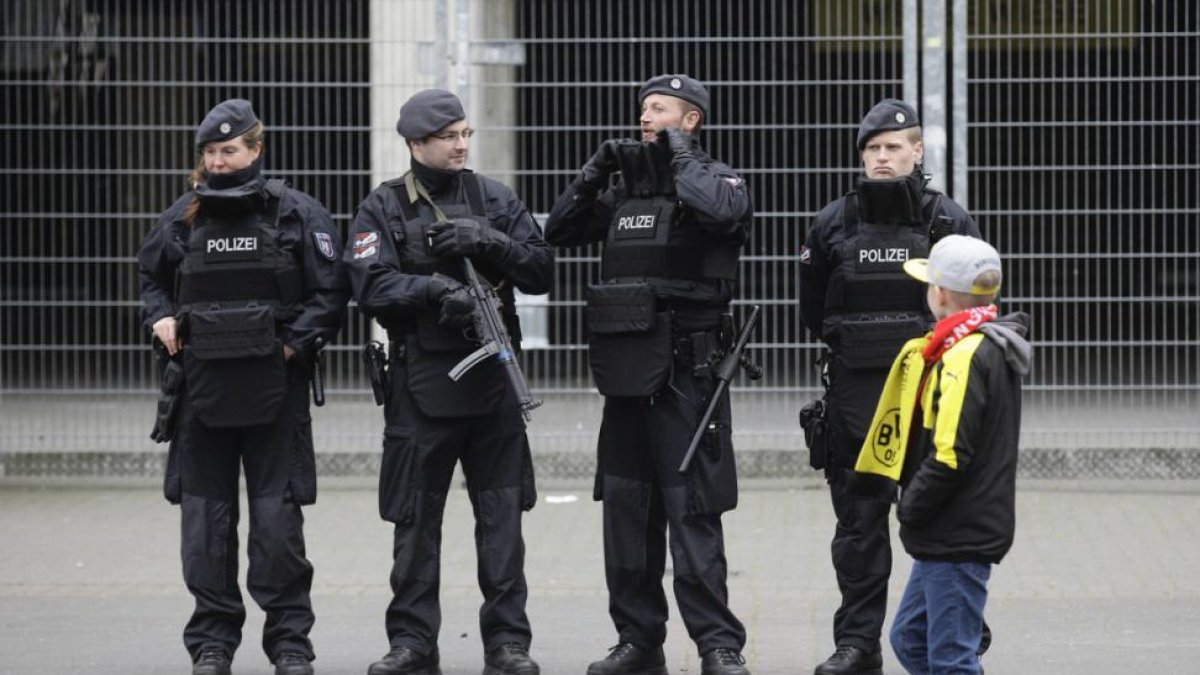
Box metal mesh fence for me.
[1,0,1197,480]
[965,0,1200,453]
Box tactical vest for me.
[385,171,518,417]
[821,190,938,370]
[177,180,301,314]
[599,193,739,285]
[176,180,300,427]
[587,167,739,397]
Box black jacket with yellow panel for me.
[855,312,1032,564]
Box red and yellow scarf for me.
[854,305,997,480]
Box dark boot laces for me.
[607,643,639,660]
[831,645,864,661]
[277,652,309,664]
[499,642,529,657]
[711,648,745,665]
[197,646,228,663]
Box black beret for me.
[195,98,258,147]
[856,98,921,151]
[638,74,710,117]
[396,89,466,140]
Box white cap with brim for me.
[903,234,1002,295]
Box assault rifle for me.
[437,257,542,421]
[677,305,763,474]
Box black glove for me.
[578,139,621,192]
[438,285,476,329]
[658,127,695,161]
[426,276,456,306]
[428,218,482,255]
[428,218,512,262]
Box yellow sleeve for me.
[930,333,986,469]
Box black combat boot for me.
[483,642,540,675]
[367,645,442,675]
[273,651,314,675]
[586,643,668,675]
[700,647,751,675]
[813,645,882,675]
[192,645,232,675]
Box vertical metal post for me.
[902,0,919,108]
[921,0,948,192]
[951,0,968,206]
[455,0,470,121]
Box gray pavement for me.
[2,480,1200,674]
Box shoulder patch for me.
[353,230,380,261]
[799,245,812,265]
[313,231,337,261]
[723,176,744,188]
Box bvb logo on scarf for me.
[870,407,904,467]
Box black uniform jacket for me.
[798,187,979,342]
[138,185,350,361]
[544,137,751,311]
[898,313,1032,564]
[345,170,552,328]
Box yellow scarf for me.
[853,336,932,480]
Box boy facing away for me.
[853,235,1032,674]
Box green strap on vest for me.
[404,171,451,223]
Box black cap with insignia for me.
[856,98,921,151]
[195,98,258,148]
[396,89,466,141]
[638,74,710,117]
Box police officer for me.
[545,74,752,675]
[345,89,552,675]
[138,98,349,675]
[798,99,982,675]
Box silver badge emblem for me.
[219,122,232,134]
[895,112,906,123]
[670,78,682,89]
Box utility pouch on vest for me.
[586,283,673,397]
[183,305,286,427]
[835,315,927,370]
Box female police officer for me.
[138,98,349,675]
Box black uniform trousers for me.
[379,355,534,656]
[825,361,892,653]
[596,367,746,655]
[177,361,315,662]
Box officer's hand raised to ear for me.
[657,127,694,161]
[579,139,622,192]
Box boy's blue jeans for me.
[890,559,991,674]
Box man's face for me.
[861,129,923,179]
[639,94,698,142]
[202,138,261,174]
[411,120,471,171]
